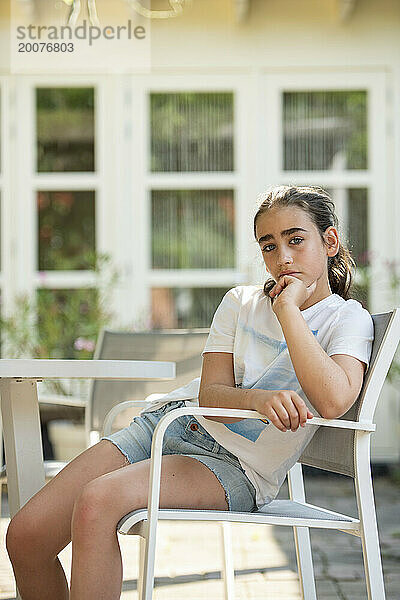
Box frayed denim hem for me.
[101,436,132,466]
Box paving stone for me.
[338,580,373,598]
[325,563,365,580]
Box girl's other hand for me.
[253,389,314,432]
[269,275,317,314]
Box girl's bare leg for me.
[69,452,228,600]
[6,440,129,600]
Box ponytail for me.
[328,243,355,300]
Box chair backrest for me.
[299,309,400,477]
[88,329,209,432]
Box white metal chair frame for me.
[104,309,400,600]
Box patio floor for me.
[0,473,399,599]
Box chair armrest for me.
[102,399,161,437]
[306,416,375,432]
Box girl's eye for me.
[262,244,275,253]
[290,237,303,245]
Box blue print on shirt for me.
[224,328,319,441]
[240,323,318,358]
[240,323,288,354]
[224,418,269,442]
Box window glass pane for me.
[150,92,234,172]
[38,191,95,270]
[330,187,369,307]
[151,287,228,329]
[36,289,99,358]
[347,188,369,265]
[348,188,369,307]
[283,91,367,170]
[152,190,235,269]
[328,187,368,264]
[36,88,95,172]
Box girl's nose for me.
[277,253,294,267]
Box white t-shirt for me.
[144,286,374,507]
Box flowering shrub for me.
[0,253,118,395]
[74,337,96,352]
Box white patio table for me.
[0,359,176,519]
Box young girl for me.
[6,185,373,600]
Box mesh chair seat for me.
[117,499,358,537]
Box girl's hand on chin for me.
[269,275,317,314]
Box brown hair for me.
[254,185,355,300]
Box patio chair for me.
[0,328,209,516]
[110,309,400,600]
[87,328,209,445]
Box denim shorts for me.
[101,400,257,512]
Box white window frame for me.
[124,73,254,326]
[0,76,12,321]
[10,75,119,308]
[0,77,6,291]
[394,65,400,310]
[259,71,388,313]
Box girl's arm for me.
[270,278,366,419]
[275,303,365,419]
[199,352,312,431]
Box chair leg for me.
[288,463,317,600]
[292,526,317,600]
[138,536,145,599]
[355,433,386,600]
[140,532,158,600]
[220,522,235,600]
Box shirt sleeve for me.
[202,287,241,356]
[325,300,374,367]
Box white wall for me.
[146,0,400,69]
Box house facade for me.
[0,0,399,460]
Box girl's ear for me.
[324,226,340,257]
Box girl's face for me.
[255,205,339,306]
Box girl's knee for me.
[72,479,113,533]
[6,509,48,561]
[6,514,22,559]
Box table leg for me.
[0,378,45,518]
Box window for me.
[36,88,95,172]
[149,90,237,327]
[151,287,228,329]
[150,92,234,172]
[151,189,235,269]
[34,85,99,359]
[38,191,95,270]
[283,91,367,171]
